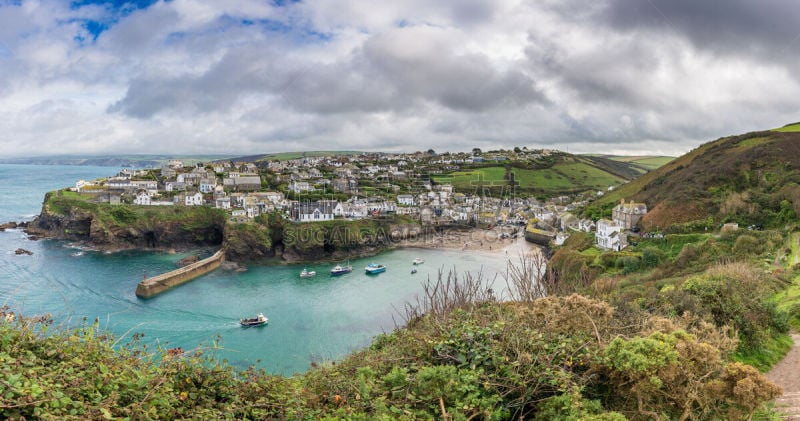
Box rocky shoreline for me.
[15,200,538,265]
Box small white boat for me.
[240,312,268,327]
[300,268,316,278]
[412,257,425,265]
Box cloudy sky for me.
[1,0,799,158]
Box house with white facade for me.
[185,192,204,206]
[215,196,231,209]
[397,194,416,206]
[199,179,217,193]
[288,181,314,193]
[290,201,336,222]
[165,181,186,192]
[577,219,596,232]
[133,190,151,205]
[596,219,628,251]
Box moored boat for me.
[412,257,424,265]
[330,262,353,276]
[300,268,316,278]
[365,263,386,274]
[240,312,268,327]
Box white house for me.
[215,197,231,209]
[596,219,627,251]
[288,181,314,193]
[290,201,335,222]
[133,190,151,205]
[199,180,217,193]
[75,180,96,192]
[165,181,186,192]
[185,192,204,206]
[577,219,596,232]
[397,194,416,206]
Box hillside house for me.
[199,179,217,193]
[223,175,261,192]
[612,199,648,230]
[288,181,314,193]
[290,201,336,222]
[75,180,97,192]
[161,166,177,179]
[165,181,186,192]
[397,194,416,206]
[332,178,358,193]
[185,192,204,206]
[577,219,596,232]
[133,190,151,206]
[215,197,231,209]
[596,219,627,251]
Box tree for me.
[472,148,482,156]
[427,149,436,155]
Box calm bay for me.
[0,164,509,374]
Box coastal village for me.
[68,149,647,251]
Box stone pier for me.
[135,250,225,298]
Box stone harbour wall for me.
[135,250,225,298]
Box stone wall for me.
[135,250,224,298]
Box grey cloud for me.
[446,0,498,26]
[111,24,548,119]
[525,32,665,108]
[98,5,181,55]
[363,28,547,111]
[600,0,800,62]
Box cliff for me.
[26,191,226,250]
[223,213,422,262]
[27,190,422,262]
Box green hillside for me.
[773,122,800,132]
[433,154,638,197]
[606,155,675,171]
[589,129,800,231]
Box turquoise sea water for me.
[0,164,512,374]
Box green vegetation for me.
[773,122,800,132]
[44,190,227,246]
[606,155,675,171]
[432,155,632,197]
[592,130,800,230]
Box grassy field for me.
[433,160,628,196]
[606,155,674,170]
[433,166,508,191]
[773,122,800,132]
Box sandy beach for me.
[395,225,541,257]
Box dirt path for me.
[768,333,800,419]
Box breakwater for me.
[135,250,225,298]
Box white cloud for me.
[0,0,798,158]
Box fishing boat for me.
[299,268,316,278]
[330,262,353,276]
[365,263,386,274]
[412,257,425,265]
[240,312,268,327]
